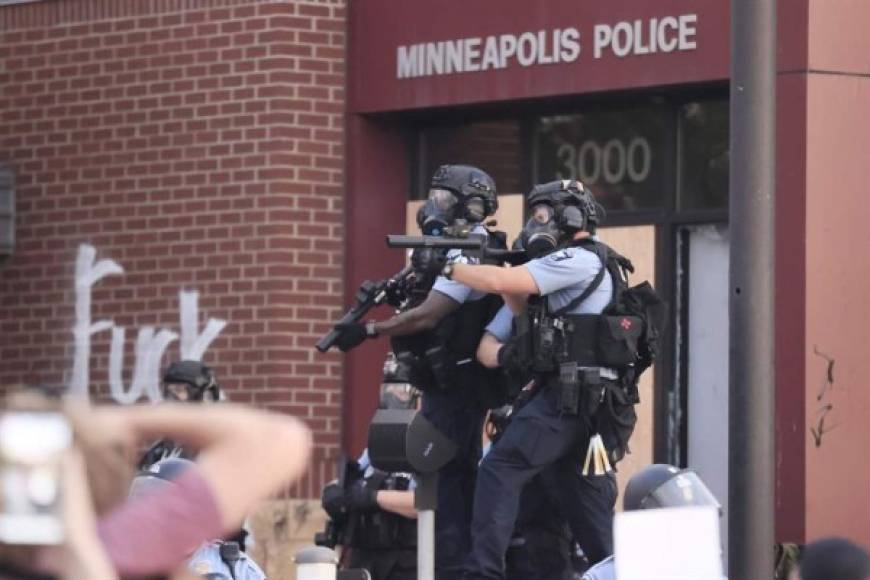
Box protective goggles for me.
[427,188,459,211]
[529,203,555,224]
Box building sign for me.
[349,0,728,113]
[397,15,698,79]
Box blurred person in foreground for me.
[0,392,312,580]
[130,458,266,579]
[790,538,869,580]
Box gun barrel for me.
[386,234,484,251]
[315,310,361,353]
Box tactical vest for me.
[347,471,417,551]
[391,230,510,409]
[514,240,656,376]
[511,239,666,464]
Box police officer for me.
[479,305,580,580]
[332,165,504,579]
[582,464,722,580]
[414,179,630,580]
[139,360,222,470]
[130,458,267,580]
[321,355,419,580]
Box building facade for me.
[1,0,869,553]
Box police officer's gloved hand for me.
[411,247,449,278]
[346,481,380,513]
[321,482,348,519]
[333,322,374,352]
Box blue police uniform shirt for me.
[187,541,266,580]
[484,304,514,343]
[524,241,613,314]
[358,449,417,490]
[431,224,489,304]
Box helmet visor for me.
[640,470,721,512]
[427,188,459,211]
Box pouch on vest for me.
[596,315,643,366]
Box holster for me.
[557,363,603,416]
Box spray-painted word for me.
[69,244,227,404]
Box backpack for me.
[569,238,668,389]
[565,239,668,464]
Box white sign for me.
[397,15,697,79]
[614,506,724,580]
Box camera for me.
[0,411,72,545]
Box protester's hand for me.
[346,481,379,513]
[333,322,371,352]
[411,247,448,278]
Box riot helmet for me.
[416,164,498,235]
[623,464,721,513]
[129,457,195,498]
[379,352,419,410]
[520,179,604,259]
[163,360,220,402]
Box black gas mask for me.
[417,188,459,236]
[520,203,563,259]
[520,180,600,259]
[416,188,489,236]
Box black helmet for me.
[520,179,604,259]
[417,164,498,234]
[526,179,602,232]
[129,457,195,498]
[623,464,721,512]
[163,360,220,402]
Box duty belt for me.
[579,366,619,381]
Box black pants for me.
[347,548,416,580]
[421,385,486,580]
[506,476,574,580]
[464,386,618,580]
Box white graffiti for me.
[69,244,227,404]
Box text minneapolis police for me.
[397,15,698,79]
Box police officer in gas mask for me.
[413,179,640,580]
[139,360,222,470]
[331,165,506,579]
[321,354,419,580]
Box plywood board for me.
[596,225,657,507]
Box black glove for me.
[346,480,380,513]
[321,482,348,519]
[497,341,518,370]
[333,322,372,352]
[411,247,449,278]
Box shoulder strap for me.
[551,240,609,317]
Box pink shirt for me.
[97,468,223,577]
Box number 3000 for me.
[555,137,652,185]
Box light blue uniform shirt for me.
[524,243,613,315]
[582,554,728,580]
[484,304,515,343]
[187,541,266,579]
[431,224,489,304]
[358,448,417,490]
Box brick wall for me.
[0,0,346,497]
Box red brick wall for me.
[0,0,346,497]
